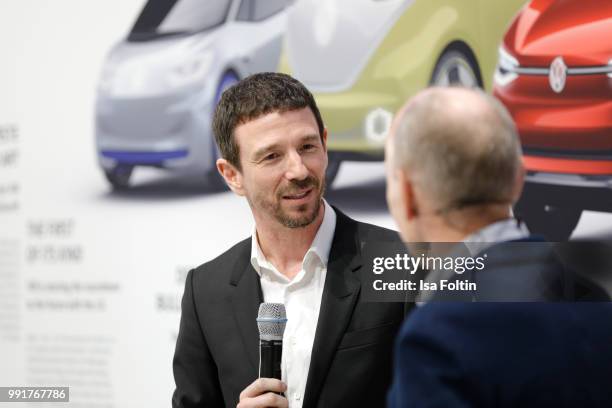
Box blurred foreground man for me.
[385,87,612,407]
[172,73,407,408]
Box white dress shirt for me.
[250,200,336,408]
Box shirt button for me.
[294,393,301,401]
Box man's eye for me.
[263,153,279,161]
[301,144,316,151]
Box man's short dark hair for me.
[212,72,325,170]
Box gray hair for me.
[392,87,522,213]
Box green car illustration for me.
[280,0,526,185]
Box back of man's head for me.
[391,87,523,214]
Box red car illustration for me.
[493,0,612,240]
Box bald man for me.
[385,87,525,244]
[385,88,612,407]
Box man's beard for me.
[251,175,326,229]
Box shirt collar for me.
[463,217,530,256]
[250,199,337,276]
[417,218,530,306]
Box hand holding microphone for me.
[237,303,288,408]
[237,378,287,408]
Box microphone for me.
[256,303,287,380]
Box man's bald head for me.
[389,87,523,213]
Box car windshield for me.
[128,0,232,41]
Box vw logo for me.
[549,57,567,94]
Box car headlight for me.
[494,46,520,87]
[364,108,393,144]
[168,51,214,88]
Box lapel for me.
[229,238,263,374]
[303,209,362,408]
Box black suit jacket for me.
[173,208,409,407]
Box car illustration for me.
[493,0,612,240]
[95,0,290,189]
[279,0,526,186]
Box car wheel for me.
[105,165,133,190]
[325,155,341,189]
[514,198,582,241]
[206,71,240,189]
[431,49,481,88]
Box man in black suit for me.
[172,73,407,408]
[384,87,612,407]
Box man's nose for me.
[284,150,309,181]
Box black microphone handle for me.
[259,339,283,380]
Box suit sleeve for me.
[387,305,473,408]
[172,269,224,408]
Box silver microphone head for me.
[257,303,287,341]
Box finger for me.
[259,392,289,408]
[237,392,288,408]
[239,378,286,399]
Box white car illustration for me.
[95,0,289,189]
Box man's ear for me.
[217,158,245,196]
[398,170,418,220]
[511,164,526,204]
